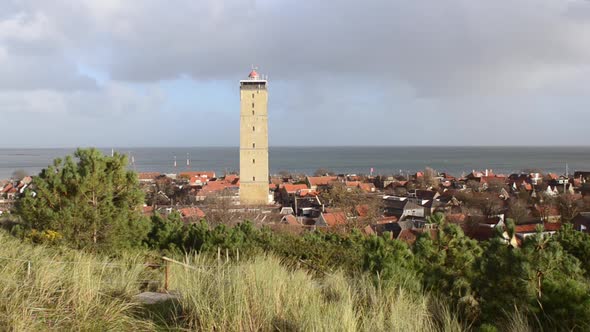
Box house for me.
[513,221,561,240]
[359,182,376,193]
[142,205,154,216]
[407,189,439,204]
[545,185,560,197]
[196,179,239,201]
[5,187,17,200]
[345,181,361,190]
[276,183,309,205]
[364,222,402,238]
[306,176,338,191]
[397,228,438,246]
[189,175,209,187]
[178,207,206,221]
[281,214,300,226]
[383,197,425,220]
[137,172,162,183]
[225,174,240,185]
[574,171,590,184]
[179,171,216,180]
[316,211,347,227]
[294,195,323,219]
[279,206,294,215]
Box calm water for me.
[0,146,589,179]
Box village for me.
[5,167,589,247]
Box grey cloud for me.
[43,0,589,96]
[4,0,590,95]
[0,0,590,148]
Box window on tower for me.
[252,158,255,164]
[252,102,255,108]
[252,143,255,148]
[253,176,256,181]
[252,93,254,98]
[252,126,255,132]
[252,110,255,115]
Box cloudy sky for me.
[1,0,589,148]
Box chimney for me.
[485,169,489,177]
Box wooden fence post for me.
[164,258,170,291]
[26,261,31,278]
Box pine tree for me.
[16,148,150,251]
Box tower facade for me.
[239,69,269,205]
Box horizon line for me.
[1,144,590,150]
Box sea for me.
[0,146,589,180]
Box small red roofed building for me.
[316,211,348,227]
[281,214,300,226]
[281,183,308,194]
[137,172,162,183]
[142,205,154,216]
[189,175,209,187]
[179,171,216,180]
[179,207,206,221]
[359,183,376,193]
[224,174,240,185]
[196,178,239,201]
[306,176,338,191]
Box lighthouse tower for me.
[239,68,269,205]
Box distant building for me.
[239,68,270,205]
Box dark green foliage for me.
[16,148,149,252]
[476,237,532,323]
[477,231,590,331]
[146,212,185,251]
[414,223,483,320]
[362,235,414,281]
[554,223,590,274]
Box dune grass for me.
[167,254,463,331]
[0,231,467,331]
[0,232,157,331]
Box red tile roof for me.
[446,213,467,223]
[359,183,376,192]
[281,183,309,193]
[345,181,361,187]
[356,204,369,217]
[137,172,161,180]
[224,174,239,184]
[2,183,13,193]
[398,228,438,245]
[180,171,216,179]
[282,214,300,226]
[397,229,418,244]
[298,189,319,197]
[190,175,209,185]
[199,180,238,195]
[514,222,561,234]
[179,207,206,219]
[377,216,398,224]
[307,176,338,187]
[142,206,154,216]
[322,212,347,227]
